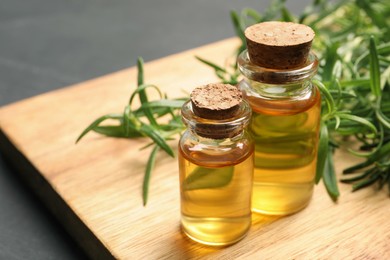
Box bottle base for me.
[251,182,314,216]
[252,199,311,216]
[181,215,251,246]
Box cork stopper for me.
[245,21,315,69]
[190,83,242,120]
[189,83,243,139]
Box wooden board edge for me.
[0,129,114,260]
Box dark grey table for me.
[0,1,309,258]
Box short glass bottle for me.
[178,99,254,246]
[238,50,321,215]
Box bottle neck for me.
[240,79,313,99]
[238,49,318,99]
[181,100,251,140]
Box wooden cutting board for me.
[0,38,389,259]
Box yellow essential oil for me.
[179,142,253,246]
[178,84,253,246]
[244,82,321,215]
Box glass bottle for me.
[238,49,321,215]
[178,89,253,246]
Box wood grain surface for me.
[0,38,389,259]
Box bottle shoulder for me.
[239,80,321,115]
[179,130,254,167]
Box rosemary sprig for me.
[198,0,390,200]
[78,0,389,205]
[77,57,186,205]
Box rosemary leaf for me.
[340,168,375,183]
[323,148,340,201]
[143,145,160,206]
[230,11,246,44]
[336,113,377,135]
[76,113,123,143]
[93,125,142,138]
[129,84,163,107]
[314,79,336,115]
[195,56,227,73]
[369,36,382,97]
[322,42,340,82]
[183,166,234,191]
[315,123,329,184]
[376,108,390,129]
[241,8,262,24]
[339,79,370,88]
[280,7,295,22]
[352,171,381,191]
[344,142,390,173]
[139,124,174,157]
[136,58,159,127]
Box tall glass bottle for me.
[238,22,321,215]
[179,84,254,246]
